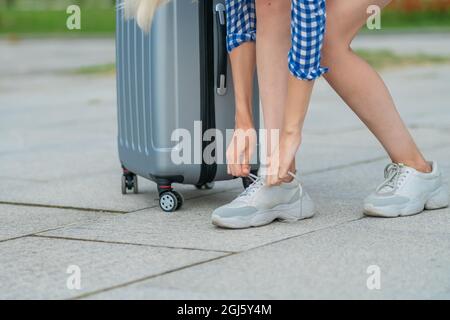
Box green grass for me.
[1,8,450,36]
[377,10,450,29]
[72,63,116,75]
[69,50,450,77]
[361,10,450,33]
[0,9,115,35]
[355,49,450,70]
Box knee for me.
[321,37,351,67]
[321,15,355,66]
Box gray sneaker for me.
[364,161,449,217]
[212,174,315,229]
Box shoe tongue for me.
[238,177,264,198]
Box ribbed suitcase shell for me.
[116,0,259,187]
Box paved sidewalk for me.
[0,34,449,299]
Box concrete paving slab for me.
[0,204,111,242]
[38,189,361,252]
[307,66,450,134]
[0,74,116,157]
[88,215,450,300]
[358,207,450,236]
[0,38,115,76]
[0,171,241,213]
[0,145,117,182]
[299,127,450,175]
[0,237,224,300]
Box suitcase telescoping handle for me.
[215,3,228,96]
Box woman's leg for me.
[321,0,430,172]
[226,0,257,177]
[212,0,319,229]
[227,0,294,177]
[254,0,293,175]
[267,0,328,185]
[227,44,257,177]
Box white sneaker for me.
[364,161,449,218]
[212,173,315,229]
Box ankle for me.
[400,159,432,173]
[280,165,297,183]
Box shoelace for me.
[287,171,304,198]
[237,171,306,218]
[238,172,305,196]
[286,171,304,218]
[237,171,304,211]
[376,163,410,193]
[237,174,264,199]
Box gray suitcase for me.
[116,0,260,211]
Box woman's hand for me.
[266,128,302,186]
[226,126,257,177]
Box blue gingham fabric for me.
[225,0,257,53]
[225,0,328,81]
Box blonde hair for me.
[119,0,170,32]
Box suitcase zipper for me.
[197,0,217,186]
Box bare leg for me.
[255,0,294,175]
[227,42,257,177]
[267,75,315,185]
[270,0,430,185]
[266,0,323,185]
[322,0,430,172]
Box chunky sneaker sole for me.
[364,184,449,218]
[212,196,316,229]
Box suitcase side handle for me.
[215,3,228,96]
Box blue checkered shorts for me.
[226,0,328,80]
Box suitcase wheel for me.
[195,182,215,190]
[121,171,138,195]
[159,191,183,212]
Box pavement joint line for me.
[48,168,120,183]
[30,234,236,254]
[304,127,374,136]
[409,124,450,131]
[243,216,366,254]
[303,156,387,176]
[0,201,126,214]
[0,223,90,244]
[69,252,235,300]
[299,122,450,137]
[70,216,366,299]
[302,142,450,177]
[0,234,32,244]
[0,176,48,183]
